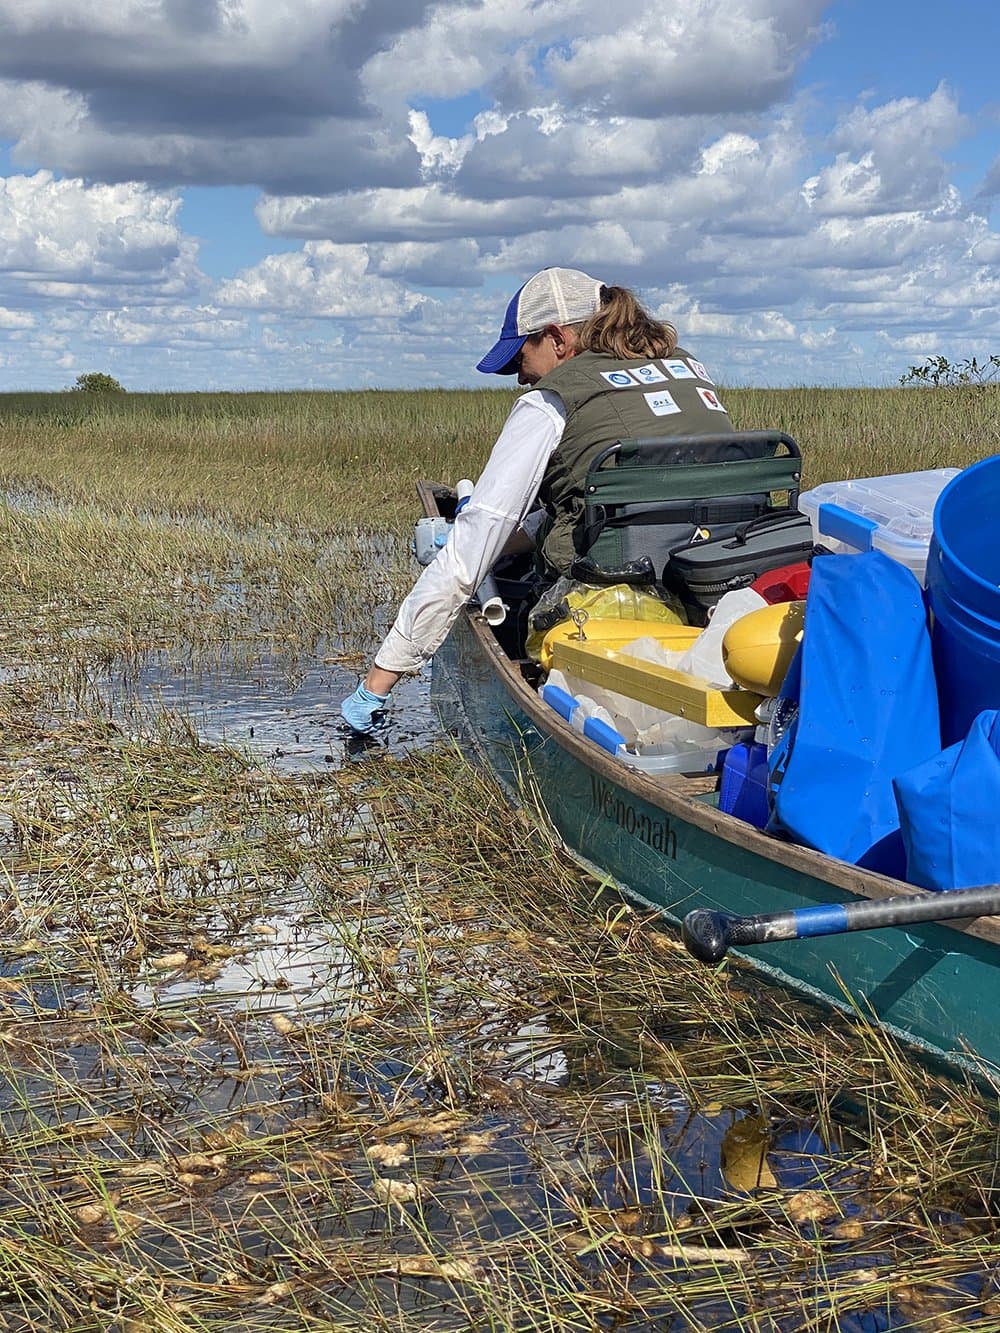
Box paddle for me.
[682,884,1000,965]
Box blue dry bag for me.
[894,709,1000,890]
[767,551,940,877]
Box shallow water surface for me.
[106,642,444,772]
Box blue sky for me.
[0,0,997,390]
[801,2,999,200]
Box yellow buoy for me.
[721,600,805,695]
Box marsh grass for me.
[0,388,999,1329]
[3,384,997,681]
[0,391,511,532]
[3,384,998,527]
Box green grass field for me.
[2,385,997,529]
[1,384,995,671]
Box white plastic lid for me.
[800,469,960,543]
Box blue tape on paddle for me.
[792,903,851,938]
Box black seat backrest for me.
[580,430,802,570]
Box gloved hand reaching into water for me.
[340,682,390,734]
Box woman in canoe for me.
[341,266,731,734]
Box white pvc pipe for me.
[476,573,507,627]
[455,478,507,626]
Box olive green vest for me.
[534,348,732,576]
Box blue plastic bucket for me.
[928,455,1000,744]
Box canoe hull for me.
[433,610,1000,1080]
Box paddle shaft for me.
[682,883,1000,964]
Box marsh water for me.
[105,641,442,772]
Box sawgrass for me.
[2,384,996,675]
[2,385,998,534]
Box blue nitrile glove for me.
[340,682,390,734]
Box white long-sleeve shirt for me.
[375,389,568,675]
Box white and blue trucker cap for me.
[476,267,604,375]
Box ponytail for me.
[576,286,677,360]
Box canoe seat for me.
[579,430,802,576]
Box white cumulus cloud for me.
[0,172,198,290]
[217,241,426,319]
[547,0,829,116]
[803,84,967,217]
[0,3,997,389]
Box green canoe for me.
[419,484,1000,1082]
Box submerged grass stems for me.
[0,387,999,1327]
[0,494,407,688]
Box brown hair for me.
[575,285,677,359]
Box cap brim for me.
[476,333,526,375]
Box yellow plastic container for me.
[552,638,762,728]
[721,600,805,695]
[539,618,699,672]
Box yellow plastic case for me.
[551,638,762,728]
[539,618,699,672]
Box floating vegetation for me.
[0,389,997,1329]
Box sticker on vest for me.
[644,389,682,417]
[601,370,638,388]
[687,357,713,382]
[661,358,696,379]
[696,387,727,412]
[630,363,668,384]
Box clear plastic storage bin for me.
[618,745,725,776]
[798,468,960,584]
